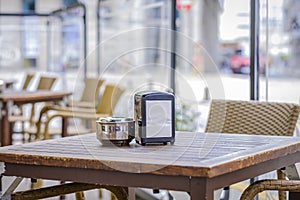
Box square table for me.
[1,132,300,199]
[0,90,72,146]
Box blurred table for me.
[0,90,72,146]
[0,132,300,199]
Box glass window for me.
[259,0,300,142]
[173,0,251,132]
[261,0,300,105]
[23,0,35,12]
[0,16,23,69]
[97,0,174,117]
[22,0,38,67]
[48,4,84,72]
[63,0,78,7]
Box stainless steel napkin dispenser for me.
[133,91,175,145]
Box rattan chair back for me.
[21,73,35,90]
[205,99,300,136]
[80,78,104,102]
[96,84,125,116]
[10,75,57,142]
[36,76,57,90]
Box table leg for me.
[0,101,1,143]
[0,175,2,196]
[190,178,213,200]
[286,164,300,200]
[1,102,11,146]
[128,188,135,200]
[290,193,300,200]
[62,117,68,137]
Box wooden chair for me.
[205,99,300,200]
[9,75,57,142]
[28,84,124,141]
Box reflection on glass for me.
[260,0,300,104]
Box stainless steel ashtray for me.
[96,117,135,146]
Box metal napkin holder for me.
[133,91,175,145]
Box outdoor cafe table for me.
[0,90,72,146]
[1,132,300,199]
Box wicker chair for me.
[9,72,35,116]
[205,99,300,200]
[21,72,35,90]
[9,75,57,142]
[240,179,300,200]
[26,84,125,200]
[28,84,125,141]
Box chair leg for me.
[277,169,287,200]
[28,134,31,142]
[31,178,43,190]
[250,177,259,200]
[111,192,117,200]
[9,122,15,143]
[75,191,85,200]
[220,186,230,200]
[98,189,103,198]
[21,121,26,143]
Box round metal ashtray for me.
[96,117,135,146]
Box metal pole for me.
[82,6,87,79]
[250,3,260,200]
[170,0,176,94]
[250,0,260,101]
[0,13,48,17]
[47,20,51,72]
[0,176,2,197]
[265,0,269,102]
[97,0,101,76]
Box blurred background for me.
[1,0,300,134]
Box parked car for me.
[229,49,265,74]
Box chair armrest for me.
[39,110,109,140]
[240,179,300,200]
[67,101,96,108]
[49,110,109,120]
[45,105,96,113]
